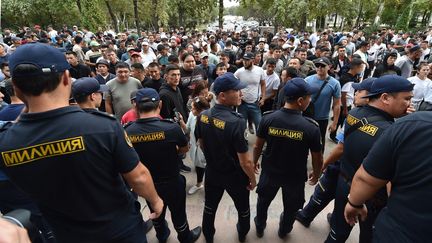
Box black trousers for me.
[147,175,192,243]
[325,176,385,243]
[255,173,305,234]
[202,174,250,240]
[316,119,329,152]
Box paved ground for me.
[143,131,359,243]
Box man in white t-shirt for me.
[261,58,280,113]
[234,52,266,133]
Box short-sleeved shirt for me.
[195,104,248,183]
[179,67,208,105]
[305,74,341,120]
[0,106,141,242]
[235,66,266,103]
[257,108,321,184]
[340,105,394,180]
[126,117,187,183]
[362,111,432,242]
[395,55,414,78]
[106,77,142,120]
[263,72,280,99]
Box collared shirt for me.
[126,117,187,183]
[195,104,248,183]
[257,108,321,184]
[0,106,141,242]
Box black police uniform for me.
[125,117,195,243]
[326,105,394,243]
[0,106,147,243]
[361,111,432,243]
[255,108,321,235]
[195,104,250,241]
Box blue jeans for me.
[238,101,262,133]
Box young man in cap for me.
[195,72,256,242]
[125,88,202,243]
[95,59,116,84]
[296,77,376,228]
[234,52,266,133]
[253,78,322,239]
[305,57,341,151]
[0,42,163,243]
[72,77,109,112]
[326,75,414,243]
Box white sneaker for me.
[188,185,204,195]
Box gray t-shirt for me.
[106,77,142,120]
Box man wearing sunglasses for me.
[305,57,341,151]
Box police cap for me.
[72,77,109,97]
[284,78,319,99]
[213,72,247,95]
[363,75,414,98]
[9,42,71,78]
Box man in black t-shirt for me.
[253,78,322,239]
[1,43,163,243]
[345,111,432,243]
[66,51,91,79]
[325,75,414,243]
[126,88,201,243]
[142,62,165,91]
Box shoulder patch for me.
[262,110,275,116]
[304,117,319,127]
[86,110,116,120]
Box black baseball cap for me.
[243,52,255,60]
[362,75,414,98]
[72,77,109,97]
[213,72,247,94]
[313,57,331,66]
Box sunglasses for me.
[315,64,327,68]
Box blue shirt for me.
[0,104,25,121]
[305,74,341,120]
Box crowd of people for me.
[0,23,432,243]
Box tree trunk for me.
[333,13,338,28]
[151,0,159,30]
[405,0,415,30]
[429,11,432,26]
[133,0,140,34]
[76,0,82,13]
[105,0,118,33]
[373,2,385,26]
[300,13,307,31]
[355,1,363,28]
[421,10,428,26]
[339,17,345,31]
[178,1,185,27]
[218,0,224,29]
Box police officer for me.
[72,77,155,234]
[253,78,323,238]
[296,78,376,227]
[325,75,414,243]
[344,111,432,243]
[195,72,256,243]
[125,88,202,243]
[0,42,163,243]
[71,77,109,112]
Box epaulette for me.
[304,116,319,127]
[161,118,176,123]
[0,121,13,132]
[123,121,135,129]
[262,110,275,116]
[86,110,116,120]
